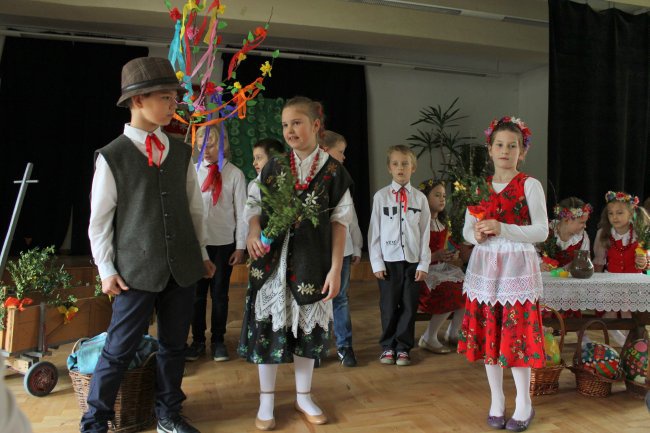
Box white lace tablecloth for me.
[541,272,650,312]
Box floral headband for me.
[553,203,593,220]
[418,178,443,196]
[605,191,639,208]
[484,116,532,149]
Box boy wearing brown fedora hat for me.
[81,57,215,433]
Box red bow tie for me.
[201,163,223,206]
[392,187,408,213]
[145,133,166,167]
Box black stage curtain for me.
[222,54,370,248]
[0,37,147,255]
[548,0,649,237]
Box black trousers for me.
[378,261,420,352]
[191,243,235,344]
[80,277,195,433]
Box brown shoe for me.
[295,393,328,425]
[255,417,276,431]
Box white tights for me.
[484,365,532,420]
[256,355,323,421]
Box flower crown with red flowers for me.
[605,190,639,208]
[484,116,532,149]
[553,203,593,220]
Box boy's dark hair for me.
[253,138,285,157]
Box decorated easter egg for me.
[581,342,621,379]
[620,339,648,381]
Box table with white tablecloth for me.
[540,272,650,333]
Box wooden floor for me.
[6,280,650,433]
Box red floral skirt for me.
[418,281,466,315]
[457,298,545,368]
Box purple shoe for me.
[487,411,506,429]
[505,408,535,432]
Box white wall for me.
[366,66,519,194]
[518,65,549,191]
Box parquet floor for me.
[6,279,650,433]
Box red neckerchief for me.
[392,186,408,213]
[145,133,166,167]
[201,163,223,206]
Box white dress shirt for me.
[244,146,354,227]
[89,124,208,280]
[197,159,247,249]
[344,205,363,257]
[368,181,431,273]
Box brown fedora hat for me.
[116,57,187,107]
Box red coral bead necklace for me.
[290,149,320,191]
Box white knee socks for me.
[294,355,323,416]
[511,367,532,421]
[257,364,278,421]
[446,308,465,342]
[485,364,505,417]
[422,313,451,347]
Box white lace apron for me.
[423,262,465,291]
[463,236,543,305]
[255,231,332,338]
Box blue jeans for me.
[332,255,353,348]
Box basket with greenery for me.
[0,246,75,330]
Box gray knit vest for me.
[98,134,204,291]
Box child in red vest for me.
[458,116,547,432]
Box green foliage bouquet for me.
[253,158,322,251]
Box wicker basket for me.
[567,319,622,398]
[69,338,157,433]
[530,305,566,396]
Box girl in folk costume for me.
[241,96,353,430]
[416,179,466,354]
[458,117,548,432]
[593,191,650,345]
[538,197,593,319]
[593,191,650,273]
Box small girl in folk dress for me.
[593,191,650,345]
[241,96,354,430]
[458,117,548,432]
[538,196,593,319]
[416,179,466,354]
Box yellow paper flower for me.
[237,53,247,63]
[233,81,242,90]
[453,181,466,192]
[260,61,272,77]
[217,4,226,14]
[57,305,79,324]
[176,71,184,81]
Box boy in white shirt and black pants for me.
[368,145,430,366]
[186,124,247,362]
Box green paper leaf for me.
[243,38,247,45]
[219,82,226,87]
[207,103,217,110]
[272,49,280,58]
[264,23,269,29]
[231,71,237,79]
[192,46,200,54]
[165,1,172,9]
[255,83,266,90]
[218,20,228,30]
[247,31,254,42]
[231,89,238,96]
[247,100,258,107]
